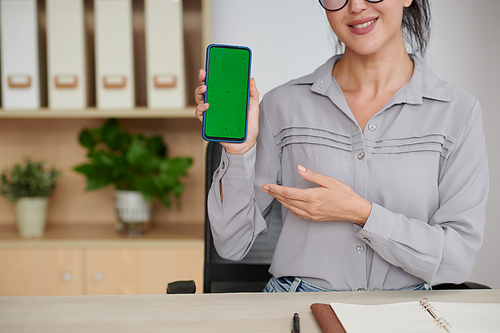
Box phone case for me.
[202,44,252,143]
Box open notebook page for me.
[330,301,500,333]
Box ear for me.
[403,0,413,7]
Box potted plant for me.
[73,119,193,235]
[0,159,61,238]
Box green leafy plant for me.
[73,119,193,208]
[0,159,61,203]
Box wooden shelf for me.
[0,107,197,119]
[0,0,209,297]
[0,224,204,248]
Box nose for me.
[347,0,369,13]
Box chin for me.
[344,43,382,57]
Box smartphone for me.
[202,44,252,143]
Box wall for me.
[426,0,500,289]
[211,0,334,98]
[210,0,500,288]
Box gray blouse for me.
[207,55,489,291]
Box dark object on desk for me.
[166,280,196,294]
[292,312,300,333]
[310,303,346,333]
[432,282,491,290]
[167,142,283,294]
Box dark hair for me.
[335,0,432,55]
[402,0,431,55]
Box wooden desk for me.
[1,290,499,332]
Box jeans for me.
[262,276,431,292]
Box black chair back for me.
[203,142,282,293]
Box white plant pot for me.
[114,190,151,235]
[15,197,49,238]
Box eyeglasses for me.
[319,0,384,12]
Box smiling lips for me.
[347,17,378,35]
[350,18,377,29]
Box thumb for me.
[297,165,329,187]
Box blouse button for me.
[357,152,365,160]
[368,123,377,131]
[357,288,366,291]
[356,244,365,253]
[362,237,371,244]
[221,161,225,169]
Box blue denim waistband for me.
[262,276,430,292]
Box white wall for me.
[427,0,500,289]
[211,0,500,288]
[211,0,333,98]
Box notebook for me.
[325,300,500,333]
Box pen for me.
[292,312,300,333]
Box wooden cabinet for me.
[0,246,203,296]
[0,248,83,296]
[0,225,204,296]
[86,247,203,295]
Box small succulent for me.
[0,158,61,203]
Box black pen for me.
[292,312,300,333]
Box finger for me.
[262,184,309,205]
[194,84,207,105]
[249,78,259,102]
[297,165,331,187]
[273,195,311,220]
[198,69,206,85]
[249,78,259,107]
[195,103,209,122]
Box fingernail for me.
[261,185,269,193]
[297,165,306,173]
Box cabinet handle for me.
[8,75,32,88]
[94,272,104,282]
[154,74,177,89]
[62,272,73,282]
[103,75,127,89]
[54,74,78,89]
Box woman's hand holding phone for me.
[195,68,260,155]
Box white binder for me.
[145,0,186,109]
[0,0,40,110]
[94,0,135,109]
[46,0,86,110]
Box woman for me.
[194,0,488,292]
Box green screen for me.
[204,46,250,141]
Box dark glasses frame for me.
[319,0,384,12]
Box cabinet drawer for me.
[86,247,204,295]
[0,248,83,296]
